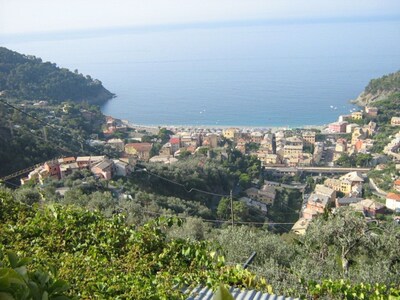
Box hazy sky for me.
[1,0,399,35]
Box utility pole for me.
[230,189,234,229]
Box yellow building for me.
[325,172,364,195]
[340,180,352,194]
[351,111,363,120]
[283,145,303,158]
[291,218,310,235]
[391,117,400,126]
[324,178,350,194]
[124,143,153,161]
[223,128,240,140]
[264,153,280,165]
[302,131,316,144]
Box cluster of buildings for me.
[21,156,132,185]
[221,128,322,167]
[103,116,129,135]
[327,107,378,134]
[324,171,364,197]
[103,122,322,169]
[292,169,400,234]
[383,130,400,160]
[239,184,277,212]
[327,113,377,162]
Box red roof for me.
[170,137,181,144]
[394,179,400,186]
[387,192,400,201]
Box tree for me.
[238,173,251,189]
[296,209,374,278]
[335,153,355,167]
[157,128,174,144]
[355,153,373,167]
[14,188,41,206]
[217,197,231,220]
[217,197,249,222]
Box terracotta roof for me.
[394,179,400,186]
[125,143,152,152]
[387,192,400,201]
[170,137,181,144]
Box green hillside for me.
[0,47,114,104]
[365,70,400,95]
[354,70,400,105]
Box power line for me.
[0,179,20,188]
[8,120,74,155]
[0,99,57,129]
[139,208,295,226]
[138,167,230,197]
[0,98,98,153]
[0,99,297,230]
[0,98,112,181]
[132,168,295,229]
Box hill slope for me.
[0,47,114,104]
[353,70,400,105]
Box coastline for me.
[121,119,326,133]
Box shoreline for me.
[121,119,326,132]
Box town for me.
[16,100,400,235]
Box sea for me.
[2,18,400,128]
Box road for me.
[264,166,371,174]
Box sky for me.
[0,0,400,36]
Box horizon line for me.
[2,14,400,43]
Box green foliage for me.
[212,284,234,300]
[267,188,302,232]
[302,143,314,154]
[368,163,398,192]
[0,47,114,104]
[238,173,251,188]
[217,198,249,222]
[214,209,400,298]
[0,250,72,300]
[365,71,400,95]
[158,128,174,144]
[14,188,42,206]
[336,153,373,167]
[245,142,260,153]
[307,280,400,300]
[0,190,269,298]
[0,102,105,177]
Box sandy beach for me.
[122,119,326,133]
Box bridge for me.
[264,166,371,175]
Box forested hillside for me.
[0,101,105,177]
[365,71,400,95]
[0,47,114,104]
[353,70,400,105]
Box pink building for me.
[328,121,348,133]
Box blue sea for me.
[2,19,400,127]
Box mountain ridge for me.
[0,47,115,104]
